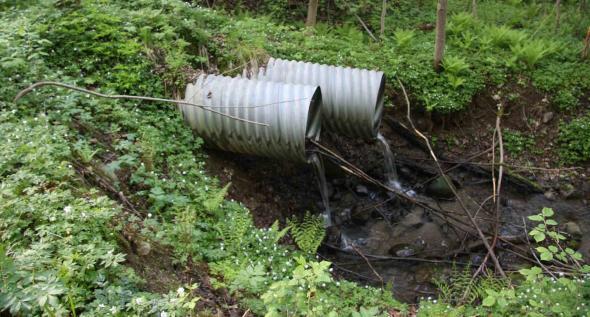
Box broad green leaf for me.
[528,214,543,222]
[540,251,553,261]
[533,232,545,242]
[482,296,495,307]
[541,207,554,217]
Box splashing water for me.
[309,153,332,227]
[376,133,398,185]
[376,133,417,197]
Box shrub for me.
[393,29,416,50]
[486,25,528,49]
[558,114,590,164]
[503,129,536,156]
[510,39,556,68]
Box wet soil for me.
[205,91,590,303]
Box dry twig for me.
[14,81,270,126]
[351,244,385,289]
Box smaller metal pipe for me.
[255,58,386,139]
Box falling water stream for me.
[309,153,333,227]
[376,133,400,189]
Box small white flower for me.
[177,287,185,295]
[148,213,152,218]
[160,312,169,317]
[110,306,118,314]
[63,205,72,214]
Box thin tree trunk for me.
[555,0,561,32]
[380,0,387,38]
[583,27,590,59]
[472,0,477,17]
[306,0,319,27]
[434,0,448,72]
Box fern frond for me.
[218,208,252,251]
[287,211,325,254]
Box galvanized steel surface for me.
[256,58,386,139]
[181,74,322,162]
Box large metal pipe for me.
[255,58,386,139]
[180,74,322,162]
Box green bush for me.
[558,114,590,164]
[503,129,536,156]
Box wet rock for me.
[350,206,371,224]
[355,184,369,195]
[137,241,151,256]
[563,221,582,238]
[398,166,416,183]
[366,221,393,254]
[388,222,449,257]
[326,182,335,198]
[414,266,435,284]
[339,192,356,207]
[559,183,579,199]
[542,112,554,123]
[332,178,346,186]
[544,190,556,201]
[400,208,424,228]
[391,244,418,257]
[426,175,456,199]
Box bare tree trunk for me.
[472,0,477,17]
[583,27,590,59]
[306,0,319,27]
[555,0,561,31]
[434,0,448,72]
[380,0,387,38]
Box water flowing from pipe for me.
[376,133,399,189]
[309,153,333,227]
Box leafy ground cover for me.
[1,0,590,316]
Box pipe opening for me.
[371,74,386,138]
[306,87,322,141]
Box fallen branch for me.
[351,244,385,289]
[14,81,270,126]
[355,14,378,41]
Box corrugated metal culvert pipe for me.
[255,58,386,139]
[180,74,322,163]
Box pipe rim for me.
[305,87,322,142]
[371,74,386,137]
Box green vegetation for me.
[558,113,590,164]
[287,211,326,254]
[503,129,536,156]
[1,0,590,316]
[422,208,590,316]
